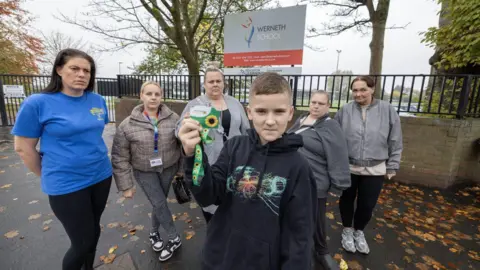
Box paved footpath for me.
[1,124,479,270]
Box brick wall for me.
[115,98,480,188]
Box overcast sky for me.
[25,0,440,78]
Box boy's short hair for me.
[249,72,292,103]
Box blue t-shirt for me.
[11,91,112,195]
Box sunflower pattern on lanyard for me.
[189,105,221,186]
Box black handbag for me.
[172,175,192,204]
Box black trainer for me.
[149,232,164,252]
[159,235,181,262]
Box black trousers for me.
[202,209,213,223]
[339,174,384,230]
[314,198,329,255]
[49,176,112,270]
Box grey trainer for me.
[341,227,356,253]
[353,230,370,254]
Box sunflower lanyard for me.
[189,106,221,186]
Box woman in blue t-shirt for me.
[12,49,112,270]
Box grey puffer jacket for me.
[288,113,351,198]
[112,104,182,191]
[334,99,403,174]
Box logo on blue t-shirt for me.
[90,107,105,121]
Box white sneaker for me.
[159,235,181,262]
[341,228,356,253]
[149,232,164,252]
[353,230,370,254]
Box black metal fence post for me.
[0,79,9,126]
[116,74,122,98]
[292,75,299,108]
[456,75,472,119]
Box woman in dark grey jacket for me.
[288,91,350,270]
[335,76,403,255]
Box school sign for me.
[223,5,307,67]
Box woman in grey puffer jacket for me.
[335,76,403,255]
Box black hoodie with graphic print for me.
[184,129,317,270]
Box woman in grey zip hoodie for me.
[175,66,250,223]
[335,76,403,255]
[288,91,350,270]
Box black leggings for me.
[314,198,329,255]
[339,174,383,231]
[49,176,112,270]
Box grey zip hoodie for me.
[334,99,403,174]
[288,113,351,198]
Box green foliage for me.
[422,0,480,70]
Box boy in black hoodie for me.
[178,72,317,270]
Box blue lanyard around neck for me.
[144,111,159,153]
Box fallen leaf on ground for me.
[122,234,128,239]
[376,234,383,240]
[101,254,116,264]
[108,245,118,254]
[347,260,363,270]
[4,230,19,239]
[186,219,192,223]
[325,212,335,220]
[1,184,12,189]
[403,256,412,263]
[107,222,119,228]
[28,200,39,204]
[405,248,415,255]
[130,235,139,242]
[172,214,177,221]
[339,259,348,270]
[0,156,8,159]
[140,250,146,254]
[128,229,136,235]
[43,219,53,226]
[449,247,458,253]
[124,212,129,216]
[415,263,429,270]
[189,202,198,209]
[0,206,5,213]
[167,198,177,203]
[468,250,480,261]
[43,226,50,231]
[423,233,436,241]
[386,263,401,270]
[116,197,125,204]
[0,170,5,173]
[185,230,195,240]
[178,213,189,221]
[333,253,342,261]
[28,214,42,221]
[134,225,144,231]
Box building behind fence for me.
[1,73,479,126]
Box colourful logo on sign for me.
[241,17,254,48]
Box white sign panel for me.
[3,85,26,98]
[224,67,302,76]
[224,5,307,66]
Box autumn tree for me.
[0,0,44,74]
[58,0,275,96]
[39,31,100,74]
[422,0,480,73]
[308,0,406,98]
